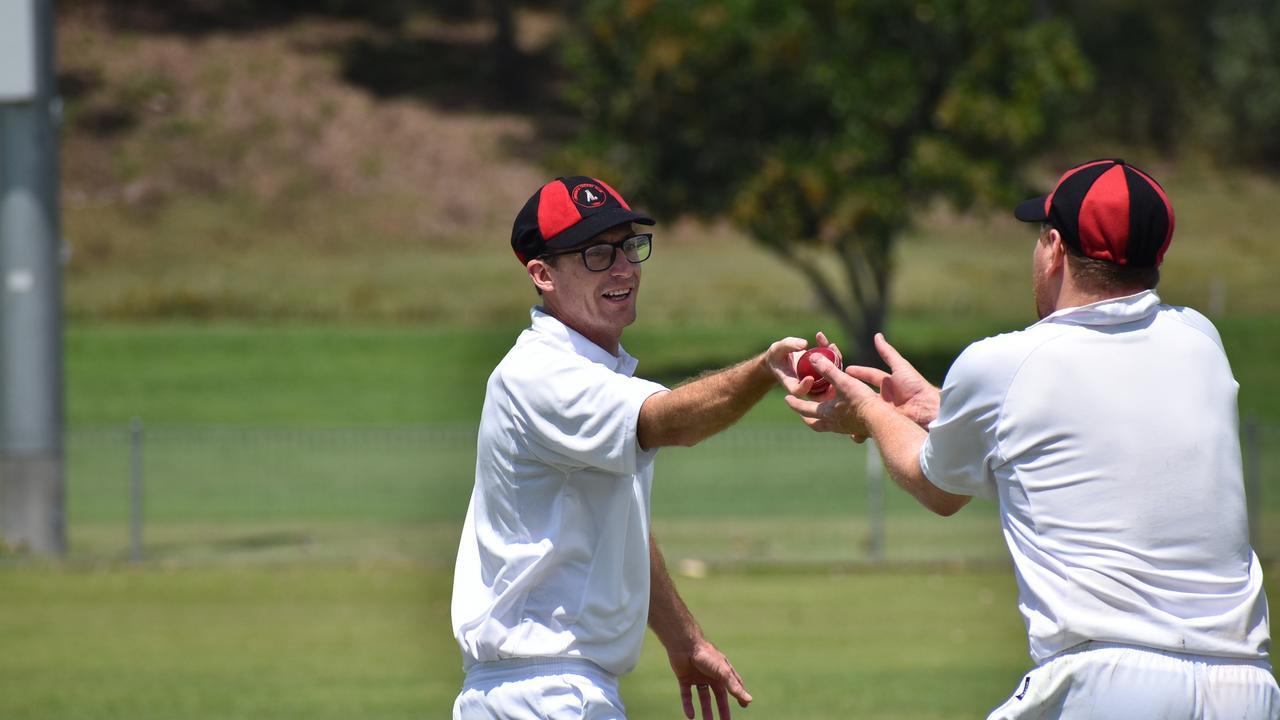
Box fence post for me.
[1244,414,1260,554]
[129,417,143,562]
[866,438,884,562]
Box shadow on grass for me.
[337,34,557,114]
[78,0,419,35]
[142,530,314,560]
[73,0,575,126]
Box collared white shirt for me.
[452,307,668,676]
[921,291,1270,663]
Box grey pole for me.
[129,419,143,563]
[865,439,885,562]
[1,0,65,555]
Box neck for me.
[1055,277,1147,312]
[540,304,621,356]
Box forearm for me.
[864,402,970,516]
[638,353,774,449]
[648,537,701,654]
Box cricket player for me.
[787,159,1279,719]
[452,175,813,719]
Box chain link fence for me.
[27,420,1278,567]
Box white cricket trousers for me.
[987,641,1280,720]
[453,657,627,719]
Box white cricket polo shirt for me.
[451,307,668,677]
[921,291,1270,664]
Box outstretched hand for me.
[668,640,752,720]
[844,333,939,429]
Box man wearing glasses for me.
[451,176,809,719]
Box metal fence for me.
[14,420,1277,567]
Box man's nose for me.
[608,247,636,276]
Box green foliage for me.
[1050,0,1214,153]
[562,0,1090,360]
[1212,1,1280,166]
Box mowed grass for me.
[5,563,1280,720]
[0,563,1021,720]
[57,316,1280,567]
[66,314,1280,427]
[22,317,1278,720]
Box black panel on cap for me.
[1046,162,1113,255]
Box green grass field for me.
[5,562,1280,720]
[65,314,1280,427]
[0,316,1270,719]
[0,563,1036,720]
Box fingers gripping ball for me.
[797,347,842,394]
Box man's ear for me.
[528,259,555,294]
[1046,229,1067,274]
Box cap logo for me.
[572,182,608,208]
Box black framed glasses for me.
[543,233,653,272]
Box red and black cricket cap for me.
[1014,158,1175,268]
[511,176,655,265]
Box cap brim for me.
[1014,196,1049,223]
[544,208,656,250]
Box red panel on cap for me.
[537,181,582,241]
[594,178,632,210]
[1078,165,1131,264]
[1045,159,1113,219]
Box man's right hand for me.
[844,333,939,439]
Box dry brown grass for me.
[59,9,548,240]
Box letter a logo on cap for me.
[572,182,608,208]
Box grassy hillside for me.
[56,6,1280,327]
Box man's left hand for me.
[667,640,752,719]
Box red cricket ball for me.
[796,346,842,394]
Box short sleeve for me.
[918,340,1009,499]
[505,357,668,475]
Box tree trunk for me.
[834,232,893,369]
[848,277,887,369]
[760,231,894,370]
[487,0,522,99]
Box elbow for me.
[927,494,970,517]
[673,429,704,448]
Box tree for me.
[561,0,1089,364]
[1212,0,1280,168]
[1049,0,1215,154]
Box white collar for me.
[1036,290,1163,328]
[529,306,640,374]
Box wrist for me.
[665,634,707,659]
[860,397,898,434]
[754,351,773,382]
[654,612,703,654]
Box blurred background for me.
[3,1,1280,718]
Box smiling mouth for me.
[602,289,632,301]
